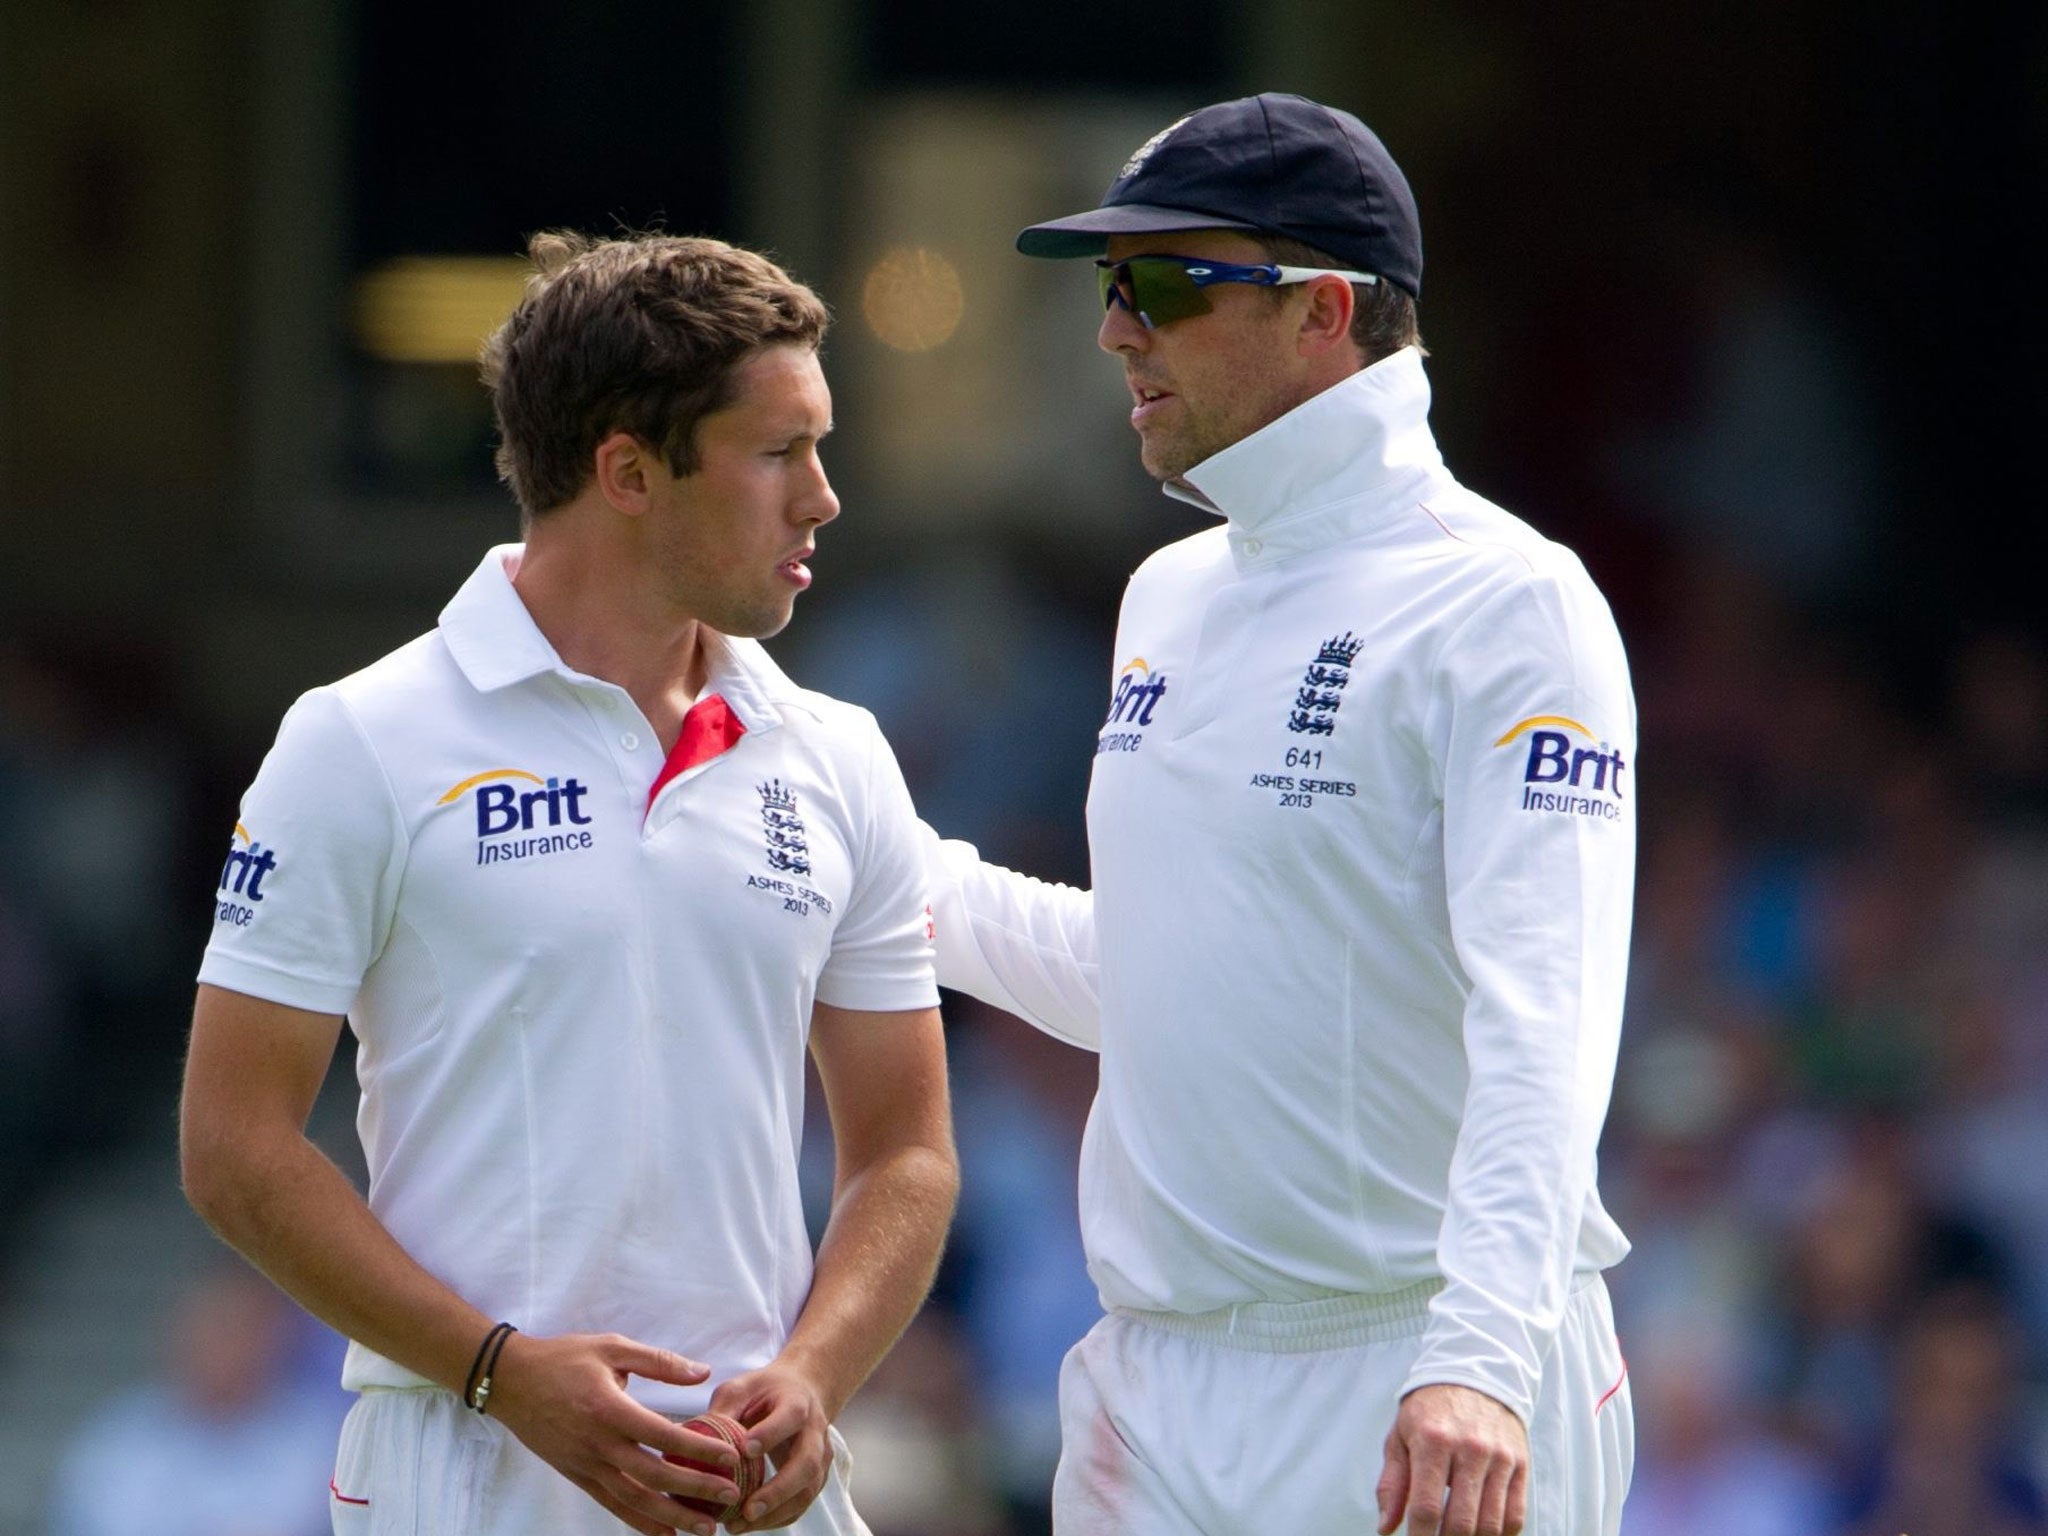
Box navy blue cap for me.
[1018,93,1422,299]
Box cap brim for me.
[1016,203,1258,259]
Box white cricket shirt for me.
[931,348,1635,1423]
[200,546,937,1407]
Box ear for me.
[1294,275,1358,361]
[592,431,661,517]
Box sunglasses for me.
[1096,255,1379,329]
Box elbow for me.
[916,1139,963,1213]
[178,1114,261,1243]
[839,1135,959,1213]
[917,1144,964,1280]
[178,1127,233,1233]
[904,1140,963,1232]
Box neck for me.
[511,503,711,745]
[1166,354,1363,498]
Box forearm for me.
[1413,887,1630,1417]
[777,1143,959,1420]
[1409,1067,1601,1418]
[924,826,1101,1050]
[182,1119,492,1395]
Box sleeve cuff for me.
[814,973,942,1014]
[196,951,359,1017]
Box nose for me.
[1098,293,1150,355]
[800,455,840,528]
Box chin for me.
[1141,446,1193,483]
[719,601,797,641]
[1137,426,1203,483]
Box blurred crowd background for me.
[2,2,2045,1533]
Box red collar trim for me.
[647,693,748,811]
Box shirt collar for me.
[438,545,561,692]
[438,544,802,734]
[702,633,807,735]
[1164,347,1449,562]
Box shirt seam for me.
[1414,498,1538,573]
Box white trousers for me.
[1053,1276,1632,1536]
[328,1388,869,1536]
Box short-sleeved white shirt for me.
[199,545,938,1406]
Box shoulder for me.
[249,634,456,830]
[735,640,882,743]
[736,643,898,788]
[1412,484,1579,584]
[1411,484,1620,635]
[767,686,917,850]
[782,685,889,756]
[320,630,462,739]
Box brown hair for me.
[1254,233,1423,366]
[480,232,830,517]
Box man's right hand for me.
[486,1331,745,1536]
[1376,1382,1529,1536]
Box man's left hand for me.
[709,1362,835,1532]
[1376,1382,1529,1536]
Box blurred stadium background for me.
[3,2,2046,1533]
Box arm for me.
[922,824,1102,1051]
[180,984,748,1536]
[712,1001,958,1532]
[1380,573,1636,1536]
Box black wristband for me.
[464,1321,517,1414]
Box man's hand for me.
[1376,1383,1529,1536]
[709,1361,835,1532]
[485,1331,743,1536]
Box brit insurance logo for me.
[1098,658,1169,756]
[1497,715,1628,821]
[215,822,278,928]
[1286,632,1363,735]
[439,768,597,867]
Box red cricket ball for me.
[665,1411,765,1525]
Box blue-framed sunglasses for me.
[1096,254,1379,329]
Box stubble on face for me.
[1131,341,1302,483]
[1103,232,1314,486]
[650,345,836,640]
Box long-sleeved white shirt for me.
[931,347,1634,1422]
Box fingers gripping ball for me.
[666,1412,765,1524]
